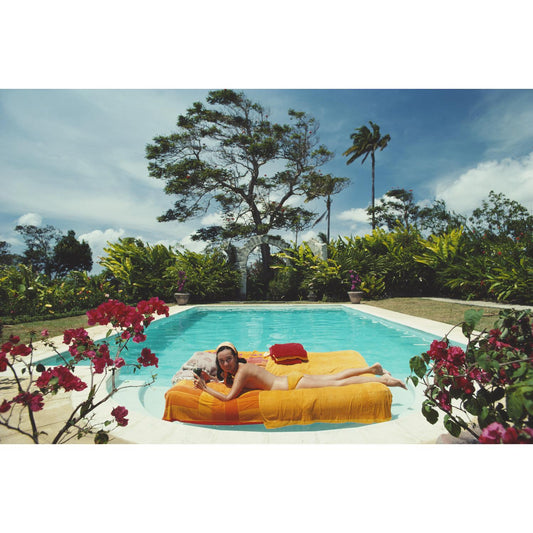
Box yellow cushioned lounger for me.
[163,350,392,428]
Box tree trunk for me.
[371,151,376,230]
[260,242,273,294]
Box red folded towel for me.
[269,343,308,364]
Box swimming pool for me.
[118,304,437,382]
[42,304,441,422]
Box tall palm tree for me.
[343,121,391,230]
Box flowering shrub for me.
[0,297,169,444]
[348,270,361,291]
[176,270,187,292]
[408,308,533,443]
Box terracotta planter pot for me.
[347,291,363,304]
[174,292,191,305]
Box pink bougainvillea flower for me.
[111,405,129,426]
[479,422,506,444]
[41,329,49,337]
[114,357,126,368]
[502,427,519,444]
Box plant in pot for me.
[174,270,190,305]
[347,270,363,303]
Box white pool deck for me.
[21,300,506,445]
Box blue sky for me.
[2,88,532,268]
[1,2,532,272]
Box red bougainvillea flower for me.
[12,391,45,412]
[446,346,466,366]
[9,335,20,343]
[90,343,114,374]
[36,366,87,392]
[136,297,170,318]
[0,353,8,372]
[63,327,91,345]
[454,375,475,395]
[0,399,12,413]
[468,366,491,384]
[132,332,147,343]
[138,347,158,367]
[111,405,129,426]
[428,340,448,361]
[437,391,451,412]
[10,343,32,357]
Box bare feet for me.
[381,375,407,390]
[370,363,391,376]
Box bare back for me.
[233,363,287,392]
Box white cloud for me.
[338,207,369,224]
[201,212,224,226]
[79,228,126,264]
[17,212,42,226]
[435,152,533,215]
[178,235,207,253]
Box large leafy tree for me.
[369,188,420,231]
[418,199,466,235]
[53,230,93,276]
[15,224,61,276]
[0,241,21,266]
[468,190,533,240]
[343,121,391,230]
[146,90,343,271]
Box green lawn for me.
[1,298,508,344]
[362,297,500,333]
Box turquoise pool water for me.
[120,304,437,383]
[43,305,438,383]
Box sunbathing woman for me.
[193,342,407,402]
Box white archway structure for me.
[234,235,290,299]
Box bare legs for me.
[296,363,407,390]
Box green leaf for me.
[422,401,439,424]
[506,391,524,422]
[444,415,462,438]
[94,430,109,444]
[409,375,419,387]
[409,356,427,379]
[464,309,484,328]
[463,397,480,416]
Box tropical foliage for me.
[100,238,240,303]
